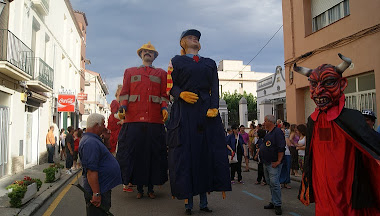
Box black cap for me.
[180,29,201,41]
[362,109,377,120]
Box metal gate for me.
[0,106,9,178]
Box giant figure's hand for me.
[162,109,168,122]
[180,91,198,104]
[118,107,126,120]
[206,108,218,117]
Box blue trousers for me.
[279,155,291,184]
[185,193,208,210]
[46,144,55,163]
[263,163,283,207]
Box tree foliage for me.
[221,91,257,126]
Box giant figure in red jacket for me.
[117,42,169,199]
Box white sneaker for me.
[66,170,72,175]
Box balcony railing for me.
[257,76,273,89]
[31,0,49,16]
[0,29,33,76]
[41,0,50,11]
[30,57,54,89]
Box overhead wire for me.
[284,23,380,67]
[221,25,283,88]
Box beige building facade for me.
[218,60,272,96]
[282,0,380,126]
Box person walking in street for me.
[167,29,231,215]
[46,126,56,163]
[260,115,286,215]
[107,85,123,156]
[248,123,256,160]
[59,129,66,161]
[117,41,169,199]
[73,128,83,170]
[239,125,250,172]
[280,122,292,189]
[79,113,122,216]
[65,126,75,175]
[226,124,245,184]
[296,124,306,175]
[289,124,300,176]
[254,129,267,185]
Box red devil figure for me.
[294,53,380,216]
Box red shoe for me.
[123,187,133,192]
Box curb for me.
[17,169,81,216]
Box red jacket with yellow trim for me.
[119,66,169,124]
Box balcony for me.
[26,57,54,92]
[0,29,33,81]
[32,0,49,16]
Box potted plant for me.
[6,176,42,207]
[43,163,64,183]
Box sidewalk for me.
[242,160,302,183]
[0,162,80,216]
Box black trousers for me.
[257,162,266,183]
[84,190,112,216]
[230,144,243,181]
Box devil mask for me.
[293,53,352,111]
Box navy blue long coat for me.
[167,55,231,200]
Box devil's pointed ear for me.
[293,63,312,77]
[336,53,352,74]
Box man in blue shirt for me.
[79,113,122,216]
[260,115,286,215]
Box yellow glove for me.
[206,108,218,117]
[118,107,126,120]
[180,91,198,104]
[162,109,168,122]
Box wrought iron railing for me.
[41,0,50,11]
[0,29,33,76]
[30,57,54,89]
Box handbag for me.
[228,135,239,164]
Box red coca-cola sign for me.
[77,92,88,100]
[58,94,76,112]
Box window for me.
[344,72,376,113]
[312,0,350,32]
[239,73,243,78]
[239,83,243,88]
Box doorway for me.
[0,106,9,178]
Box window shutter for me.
[311,0,343,18]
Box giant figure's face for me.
[308,64,348,111]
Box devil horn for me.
[293,63,312,77]
[336,53,352,74]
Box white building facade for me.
[0,0,83,177]
[256,66,286,124]
[82,70,110,126]
[218,60,272,96]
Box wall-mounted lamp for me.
[289,70,294,85]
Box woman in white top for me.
[296,124,307,174]
[59,129,66,161]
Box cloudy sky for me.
[70,0,284,103]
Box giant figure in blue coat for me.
[167,29,231,215]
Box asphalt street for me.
[34,169,315,216]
